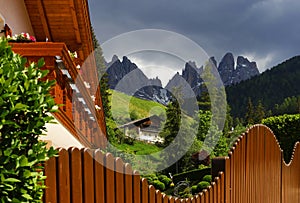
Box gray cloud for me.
[89,0,300,72]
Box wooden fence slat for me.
[162,194,169,203]
[94,149,105,203]
[174,197,181,203]
[224,157,230,203]
[208,186,213,203]
[57,148,71,203]
[169,196,175,203]
[149,185,156,203]
[44,156,57,203]
[156,190,163,203]
[69,148,83,203]
[185,197,191,203]
[219,172,224,203]
[212,182,216,203]
[81,148,95,203]
[115,158,125,203]
[199,192,204,203]
[141,178,149,203]
[190,196,196,203]
[133,171,141,203]
[105,153,115,203]
[125,164,133,203]
[203,189,209,203]
[194,194,200,203]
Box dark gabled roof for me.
[117,115,163,129]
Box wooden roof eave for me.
[23,0,93,62]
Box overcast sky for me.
[88,0,300,85]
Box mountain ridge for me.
[105,53,260,104]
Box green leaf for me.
[19,156,28,167]
[22,193,33,200]
[3,148,12,156]
[37,58,45,68]
[11,198,21,203]
[14,103,28,110]
[3,178,21,183]
[22,170,31,178]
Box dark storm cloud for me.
[89,0,300,71]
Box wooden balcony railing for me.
[10,42,107,148]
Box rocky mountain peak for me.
[217,53,259,85]
[233,56,260,84]
[105,56,169,104]
[149,77,162,87]
[218,52,235,85]
[209,57,217,68]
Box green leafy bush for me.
[191,185,198,194]
[0,38,57,202]
[262,114,300,162]
[202,175,212,183]
[152,180,165,191]
[173,168,211,183]
[160,176,172,187]
[197,181,210,191]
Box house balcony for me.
[10,42,107,148]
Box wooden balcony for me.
[10,42,107,148]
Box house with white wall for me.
[0,0,107,148]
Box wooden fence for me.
[43,125,300,203]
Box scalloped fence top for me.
[43,125,300,203]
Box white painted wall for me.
[0,0,34,36]
[40,117,84,149]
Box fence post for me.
[212,157,226,180]
[212,157,229,203]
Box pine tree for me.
[201,61,227,129]
[91,27,112,119]
[254,100,265,123]
[159,100,181,147]
[245,98,255,125]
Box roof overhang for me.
[23,0,94,63]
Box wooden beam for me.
[69,0,82,44]
[37,0,52,41]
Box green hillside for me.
[226,55,300,118]
[109,90,166,122]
